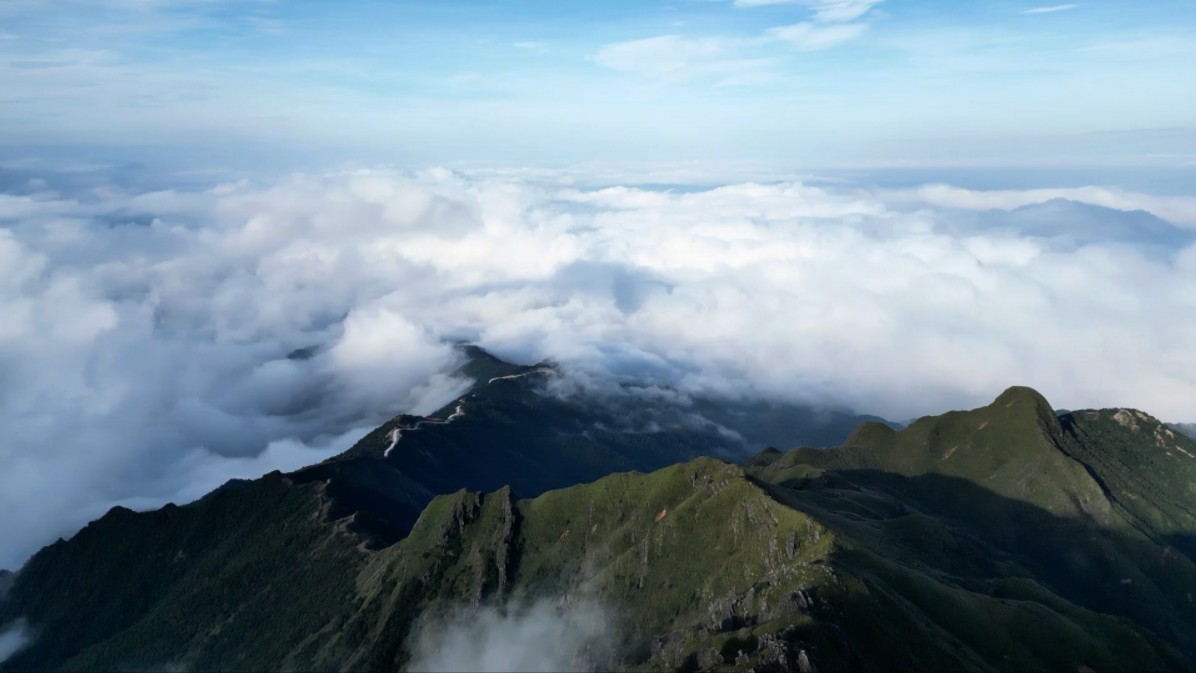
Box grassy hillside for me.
[2,380,1193,671]
[1058,408,1196,556]
[1,474,367,671]
[750,386,1196,666]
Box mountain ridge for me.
[1,353,1193,672]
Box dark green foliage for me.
[2,367,1195,672]
[1058,409,1196,555]
[750,386,1196,669]
[0,474,366,671]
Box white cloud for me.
[2,166,1196,572]
[589,35,780,84]
[735,0,884,23]
[767,21,869,50]
[809,0,883,23]
[593,0,880,80]
[0,621,29,664]
[1021,4,1079,14]
[407,600,611,672]
[590,35,728,77]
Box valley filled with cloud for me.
[1,166,1194,569]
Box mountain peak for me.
[991,385,1051,410]
[770,385,1106,518]
[6,376,1196,672]
[844,420,898,448]
[989,385,1062,433]
[452,344,555,393]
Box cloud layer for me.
[1,166,1195,568]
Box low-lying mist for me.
[0,620,29,665]
[406,599,613,672]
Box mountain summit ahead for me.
[1,352,1194,672]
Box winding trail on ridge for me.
[487,367,557,384]
[383,403,467,458]
[382,367,558,458]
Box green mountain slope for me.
[0,347,890,671]
[1,380,1193,672]
[750,386,1196,665]
[753,386,1106,518]
[1,474,365,671]
[324,456,1186,672]
[286,345,889,549]
[1057,408,1196,558]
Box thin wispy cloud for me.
[594,0,881,81]
[766,21,868,50]
[590,35,779,85]
[1021,4,1080,14]
[734,0,884,23]
[0,0,1190,165]
[590,35,729,77]
[753,0,882,51]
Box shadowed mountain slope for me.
[750,386,1196,664]
[1,378,1193,672]
[0,347,887,671]
[285,345,889,548]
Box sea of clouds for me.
[1,165,1194,568]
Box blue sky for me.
[1,0,1194,171]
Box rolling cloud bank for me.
[1,166,1194,569]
